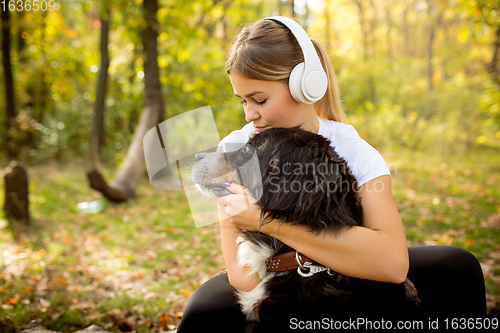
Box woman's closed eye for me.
[240,99,267,105]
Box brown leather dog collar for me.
[267,251,419,297]
[266,251,316,272]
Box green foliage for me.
[2,0,498,163]
[317,0,500,153]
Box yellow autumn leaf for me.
[476,135,487,144]
[33,249,46,260]
[180,288,193,297]
[159,314,173,327]
[438,234,453,245]
[55,278,69,286]
[24,286,34,296]
[6,294,21,305]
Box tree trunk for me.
[2,7,17,158]
[16,9,26,61]
[34,11,48,124]
[368,0,377,60]
[402,0,415,57]
[3,161,30,222]
[426,0,443,93]
[486,25,500,90]
[427,28,435,92]
[368,0,377,103]
[221,0,233,48]
[354,0,368,63]
[87,0,164,202]
[354,0,376,103]
[91,9,111,164]
[325,0,331,49]
[140,0,165,118]
[384,1,393,61]
[427,1,436,93]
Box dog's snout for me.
[195,153,204,162]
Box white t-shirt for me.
[217,116,390,187]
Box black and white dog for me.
[192,127,420,332]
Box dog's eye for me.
[242,145,250,153]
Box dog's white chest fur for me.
[236,236,278,322]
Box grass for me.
[387,147,500,310]
[0,146,499,332]
[0,161,224,332]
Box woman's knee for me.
[438,246,482,274]
[408,246,486,317]
[409,246,483,277]
[183,273,238,315]
[177,273,245,332]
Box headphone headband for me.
[258,16,328,104]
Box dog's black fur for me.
[192,127,420,332]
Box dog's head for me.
[192,127,363,234]
[190,139,260,198]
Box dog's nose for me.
[195,153,204,162]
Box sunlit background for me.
[1,0,499,331]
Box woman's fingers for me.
[215,182,259,218]
[224,182,245,195]
[217,193,250,216]
[225,182,257,205]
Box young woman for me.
[176,17,486,332]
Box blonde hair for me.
[226,18,348,124]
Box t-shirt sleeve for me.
[217,124,254,152]
[335,125,391,187]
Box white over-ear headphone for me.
[259,16,328,104]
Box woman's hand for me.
[216,183,263,232]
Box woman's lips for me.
[254,126,268,133]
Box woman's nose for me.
[245,106,260,123]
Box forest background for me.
[1,0,499,332]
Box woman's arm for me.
[218,175,409,291]
[217,203,261,291]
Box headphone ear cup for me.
[289,62,311,104]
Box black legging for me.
[177,246,487,332]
